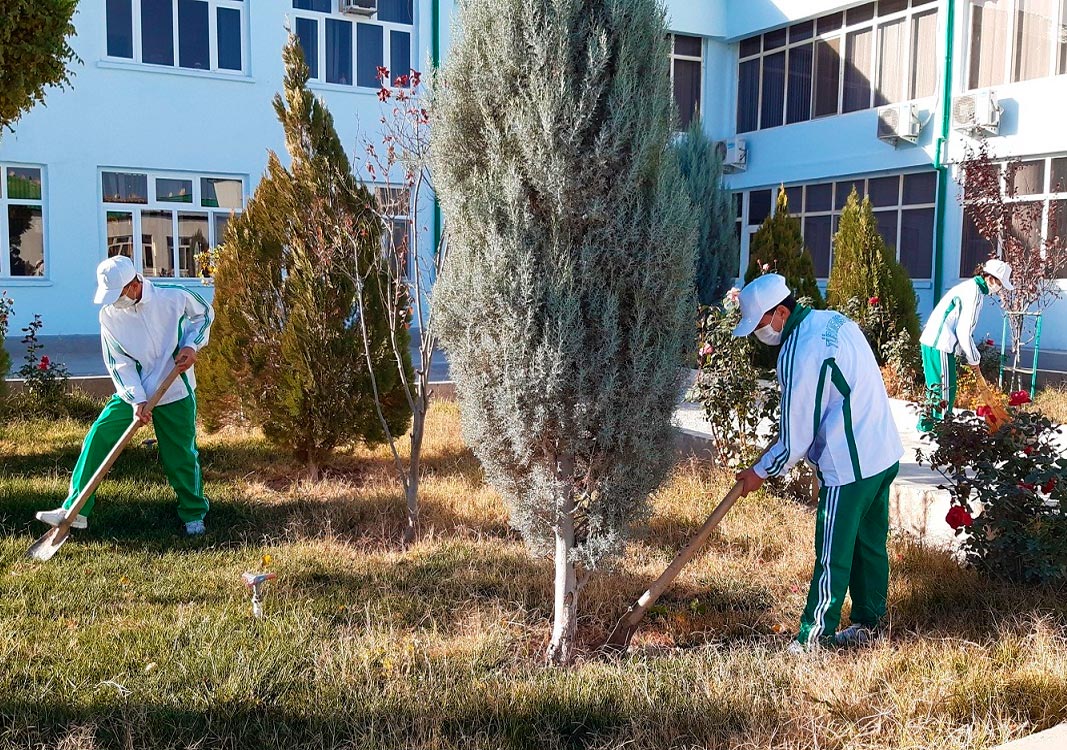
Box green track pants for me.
[797,462,899,647]
[918,343,957,432]
[62,394,208,523]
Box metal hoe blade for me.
[26,525,71,562]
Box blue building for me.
[2,0,1066,375]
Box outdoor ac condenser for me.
[340,0,377,15]
[951,92,1001,136]
[719,138,747,173]
[876,103,920,146]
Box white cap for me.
[732,273,791,337]
[94,255,137,305]
[982,259,1014,291]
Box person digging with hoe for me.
[35,255,213,537]
[732,274,903,653]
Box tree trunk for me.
[402,407,425,547]
[546,455,578,666]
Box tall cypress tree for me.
[431,0,696,665]
[199,36,411,475]
[744,186,824,307]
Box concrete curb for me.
[992,723,1067,750]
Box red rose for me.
[1024,446,1034,455]
[868,296,879,306]
[39,355,49,367]
[1043,478,1058,494]
[1019,482,1036,491]
[1009,390,1031,406]
[986,338,995,346]
[976,405,991,417]
[946,505,973,530]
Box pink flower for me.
[946,505,973,530]
[761,263,770,272]
[1009,390,1032,406]
[986,338,995,346]
[700,344,714,357]
[868,296,879,306]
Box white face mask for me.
[754,323,782,346]
[112,294,136,310]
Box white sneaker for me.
[786,640,814,655]
[35,507,88,529]
[835,623,881,648]
[185,520,206,536]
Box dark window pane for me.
[102,172,148,203]
[674,34,702,57]
[214,213,231,248]
[734,193,743,219]
[879,0,908,13]
[737,59,760,133]
[296,17,318,78]
[912,0,935,5]
[142,0,175,66]
[817,12,844,34]
[960,206,993,276]
[760,51,786,129]
[764,27,788,50]
[785,186,803,213]
[790,20,814,43]
[1011,159,1045,195]
[356,23,384,88]
[674,58,701,129]
[900,207,934,278]
[805,215,833,277]
[749,189,772,225]
[843,28,873,112]
[293,0,331,11]
[106,211,134,259]
[6,167,42,200]
[814,37,841,117]
[847,2,876,24]
[739,35,761,58]
[391,31,411,87]
[156,178,193,203]
[868,175,900,207]
[378,0,413,24]
[835,180,864,210]
[178,0,210,70]
[8,206,44,277]
[874,210,898,255]
[217,8,242,70]
[806,183,833,212]
[902,172,936,204]
[106,0,134,58]
[786,43,813,124]
[326,19,353,84]
[1052,157,1067,191]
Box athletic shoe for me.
[35,507,88,529]
[786,639,816,655]
[185,520,206,536]
[835,623,881,648]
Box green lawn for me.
[1,402,1066,749]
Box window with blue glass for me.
[291,0,414,89]
[104,0,247,75]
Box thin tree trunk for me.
[546,455,578,666]
[403,406,426,546]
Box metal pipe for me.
[932,0,956,303]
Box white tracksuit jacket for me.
[755,307,904,487]
[919,277,986,366]
[99,279,213,407]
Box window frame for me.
[373,184,413,279]
[668,33,705,130]
[99,168,245,281]
[291,1,415,90]
[103,0,249,76]
[1,163,48,280]
[736,0,939,133]
[966,0,1067,90]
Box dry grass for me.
[2,402,1066,749]
[1032,383,1067,425]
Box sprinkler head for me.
[241,571,277,618]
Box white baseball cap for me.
[982,259,1014,291]
[732,273,791,337]
[94,255,137,305]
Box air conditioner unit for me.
[952,91,1001,136]
[719,137,747,173]
[340,0,377,16]
[876,103,920,146]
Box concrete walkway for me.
[992,723,1067,750]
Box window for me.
[1,165,46,278]
[959,154,1067,277]
[968,0,1066,88]
[740,171,937,280]
[737,1,939,132]
[670,34,703,129]
[292,1,414,90]
[101,170,243,278]
[375,186,411,278]
[105,0,247,75]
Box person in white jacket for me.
[35,255,214,536]
[732,274,904,652]
[917,259,1013,432]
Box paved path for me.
[992,723,1067,750]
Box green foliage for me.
[0,0,79,131]
[675,120,737,306]
[919,407,1067,583]
[826,188,920,362]
[199,36,412,472]
[431,0,696,568]
[744,187,823,308]
[0,290,13,399]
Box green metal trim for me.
[932,0,956,302]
